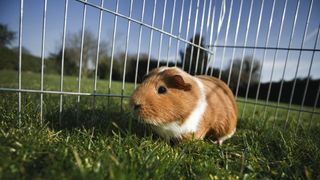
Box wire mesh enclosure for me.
[0,0,319,131]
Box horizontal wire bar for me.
[1,87,317,115]
[237,99,320,116]
[0,88,130,98]
[74,0,215,57]
[207,44,320,52]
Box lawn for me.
[0,70,319,179]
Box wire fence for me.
[0,0,319,131]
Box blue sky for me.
[0,0,319,82]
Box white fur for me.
[217,128,236,144]
[154,75,207,140]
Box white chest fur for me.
[154,77,207,140]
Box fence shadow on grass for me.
[44,98,155,139]
[0,93,157,140]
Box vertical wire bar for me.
[18,0,24,125]
[121,0,133,102]
[252,0,277,119]
[188,0,200,74]
[296,24,319,132]
[182,0,194,70]
[309,84,320,129]
[226,0,244,85]
[201,0,212,74]
[76,3,87,122]
[194,0,207,75]
[174,0,185,67]
[40,0,48,123]
[93,0,104,94]
[234,0,255,99]
[157,0,168,68]
[121,0,134,131]
[218,0,233,79]
[92,0,104,121]
[274,0,300,127]
[205,0,216,75]
[241,0,265,119]
[59,0,69,125]
[166,0,177,66]
[261,0,287,126]
[146,0,157,74]
[134,0,146,88]
[108,0,119,92]
[210,0,225,76]
[284,0,313,128]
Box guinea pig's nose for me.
[134,104,141,111]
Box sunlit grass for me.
[0,70,319,179]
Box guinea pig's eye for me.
[157,86,167,94]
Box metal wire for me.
[165,0,177,67]
[296,24,320,132]
[93,0,104,93]
[273,0,300,128]
[134,0,146,88]
[194,0,207,74]
[174,0,185,67]
[1,0,319,131]
[122,0,134,91]
[226,0,244,85]
[157,0,168,68]
[146,0,157,74]
[108,0,119,90]
[182,0,193,70]
[240,0,265,119]
[59,0,69,125]
[76,2,88,121]
[2,87,319,116]
[18,0,24,125]
[284,0,313,128]
[252,0,277,119]
[208,44,320,52]
[234,0,255,98]
[1,87,130,98]
[92,0,105,122]
[205,0,216,75]
[188,0,200,74]
[201,0,213,74]
[75,0,215,56]
[121,0,134,113]
[218,0,233,79]
[40,0,48,123]
[210,0,226,76]
[261,0,288,123]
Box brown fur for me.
[130,67,237,142]
[194,76,237,140]
[130,68,199,125]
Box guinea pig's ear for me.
[167,75,192,91]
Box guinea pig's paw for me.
[211,139,222,146]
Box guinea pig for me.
[130,66,237,144]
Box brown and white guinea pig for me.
[130,66,237,144]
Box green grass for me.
[0,70,320,179]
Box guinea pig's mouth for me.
[129,103,163,126]
[132,113,162,126]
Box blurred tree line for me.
[0,24,319,107]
